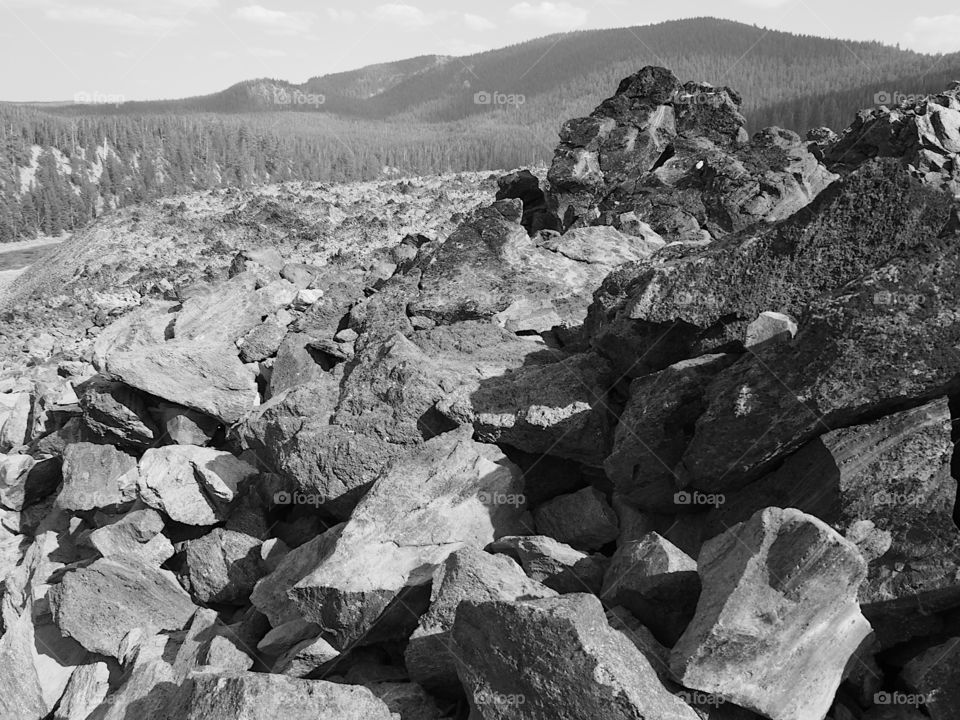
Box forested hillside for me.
[3,17,959,242]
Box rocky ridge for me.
[0,67,959,720]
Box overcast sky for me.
[0,0,957,101]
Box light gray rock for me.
[488,534,607,594]
[289,427,529,649]
[49,559,198,658]
[58,442,139,511]
[744,311,797,349]
[77,377,159,449]
[452,593,699,720]
[203,635,255,672]
[671,507,872,720]
[138,446,258,525]
[0,453,35,511]
[54,662,110,720]
[151,402,220,446]
[272,635,340,677]
[406,546,556,691]
[238,321,287,363]
[87,507,174,566]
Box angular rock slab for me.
[49,558,198,658]
[452,593,699,720]
[77,376,159,448]
[289,427,529,649]
[183,528,265,605]
[488,534,607,594]
[138,446,258,525]
[176,671,395,720]
[58,442,139,511]
[105,341,259,423]
[406,546,556,692]
[671,507,872,720]
[901,636,960,720]
[532,487,618,551]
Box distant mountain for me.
[52,18,960,133]
[3,17,960,243]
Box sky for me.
[0,0,958,102]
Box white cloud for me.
[902,15,960,54]
[235,5,310,34]
[464,13,496,31]
[369,3,433,28]
[508,2,587,30]
[326,8,357,23]
[45,6,191,32]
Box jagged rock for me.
[288,427,529,649]
[90,299,178,368]
[256,618,323,656]
[87,506,174,566]
[900,636,960,719]
[548,66,833,238]
[269,332,334,394]
[54,662,110,720]
[272,634,340,676]
[251,525,345,627]
[0,453,36,510]
[406,546,557,691]
[744,311,797,349]
[77,376,159,448]
[605,353,736,511]
[671,508,872,720]
[173,272,297,346]
[150,402,220,446]
[680,228,960,493]
[238,320,287,363]
[365,682,448,720]
[204,635,255,672]
[175,671,395,719]
[495,168,557,234]
[58,442,139,511]
[183,528,265,604]
[438,351,615,466]
[452,593,699,720]
[0,609,74,720]
[0,391,30,451]
[49,559,198,658]
[533,487,618,551]
[281,263,321,288]
[105,341,259,424]
[586,159,952,379]
[138,446,258,525]
[601,532,700,645]
[488,534,607,594]
[409,200,661,329]
[704,399,960,609]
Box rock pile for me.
[0,67,959,720]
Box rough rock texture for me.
[671,508,872,720]
[138,445,258,525]
[76,376,159,448]
[151,402,220,446]
[54,662,110,720]
[289,427,529,648]
[49,559,198,658]
[901,636,960,720]
[406,546,556,691]
[704,399,960,608]
[453,593,699,719]
[105,341,259,423]
[183,528,265,604]
[58,441,139,510]
[87,506,174,566]
[601,532,700,645]
[532,487,618,551]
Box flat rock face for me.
[406,546,556,691]
[138,446,258,525]
[671,508,872,720]
[105,341,259,424]
[58,442,139,511]
[289,427,529,649]
[49,558,198,658]
[705,399,960,608]
[532,487,619,551]
[681,233,960,493]
[489,535,608,594]
[452,593,699,720]
[183,528,265,604]
[177,671,395,720]
[88,507,174,566]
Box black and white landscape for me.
[1,3,960,719]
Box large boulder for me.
[49,559,197,658]
[288,427,529,649]
[76,376,159,448]
[680,229,960,493]
[58,442,139,511]
[452,593,699,720]
[406,546,556,692]
[105,341,259,424]
[671,508,872,720]
[182,528,265,605]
